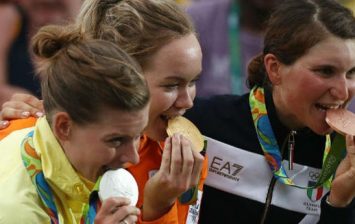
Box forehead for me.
[144,34,202,81]
[85,106,149,136]
[299,37,355,67]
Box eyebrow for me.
[102,134,123,141]
[164,74,201,81]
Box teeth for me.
[319,104,340,109]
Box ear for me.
[264,53,282,85]
[52,112,72,141]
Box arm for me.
[0,4,31,106]
[0,4,19,84]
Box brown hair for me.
[76,0,195,69]
[32,25,149,125]
[247,0,355,88]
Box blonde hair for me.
[32,24,149,125]
[77,0,195,69]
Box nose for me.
[330,75,349,101]
[121,139,140,165]
[175,87,194,110]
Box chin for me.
[153,132,168,142]
[145,130,167,141]
[323,127,335,135]
[310,124,333,136]
[106,164,124,171]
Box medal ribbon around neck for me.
[249,87,346,189]
[20,130,101,224]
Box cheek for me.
[189,86,197,101]
[151,91,177,112]
[98,148,116,162]
[287,73,321,98]
[348,80,355,95]
[134,138,140,150]
[289,82,316,105]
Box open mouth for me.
[315,103,341,111]
[160,115,169,121]
[160,114,181,121]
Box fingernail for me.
[21,111,30,118]
[35,111,44,117]
[172,133,176,140]
[0,120,9,128]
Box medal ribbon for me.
[249,87,346,189]
[21,130,101,223]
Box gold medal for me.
[167,116,204,152]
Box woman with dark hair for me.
[186,0,355,223]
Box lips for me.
[315,103,341,111]
[160,113,185,121]
[160,115,169,121]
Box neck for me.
[76,166,101,182]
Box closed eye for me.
[163,83,179,91]
[188,77,200,87]
[346,68,355,78]
[314,66,335,77]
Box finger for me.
[2,100,44,118]
[190,147,204,186]
[345,135,355,171]
[0,120,9,129]
[334,135,351,177]
[180,136,194,180]
[112,205,140,223]
[346,135,355,156]
[11,93,42,108]
[0,106,31,120]
[171,134,183,176]
[11,93,44,114]
[99,197,131,215]
[160,137,172,173]
[120,213,139,224]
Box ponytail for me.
[246,53,268,89]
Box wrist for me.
[142,197,175,221]
[326,194,351,207]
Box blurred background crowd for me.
[0,0,354,108]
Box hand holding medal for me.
[325,109,355,207]
[142,116,205,220]
[167,116,206,205]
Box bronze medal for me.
[326,108,355,136]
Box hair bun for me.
[100,0,122,7]
[32,25,82,59]
[98,0,122,14]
